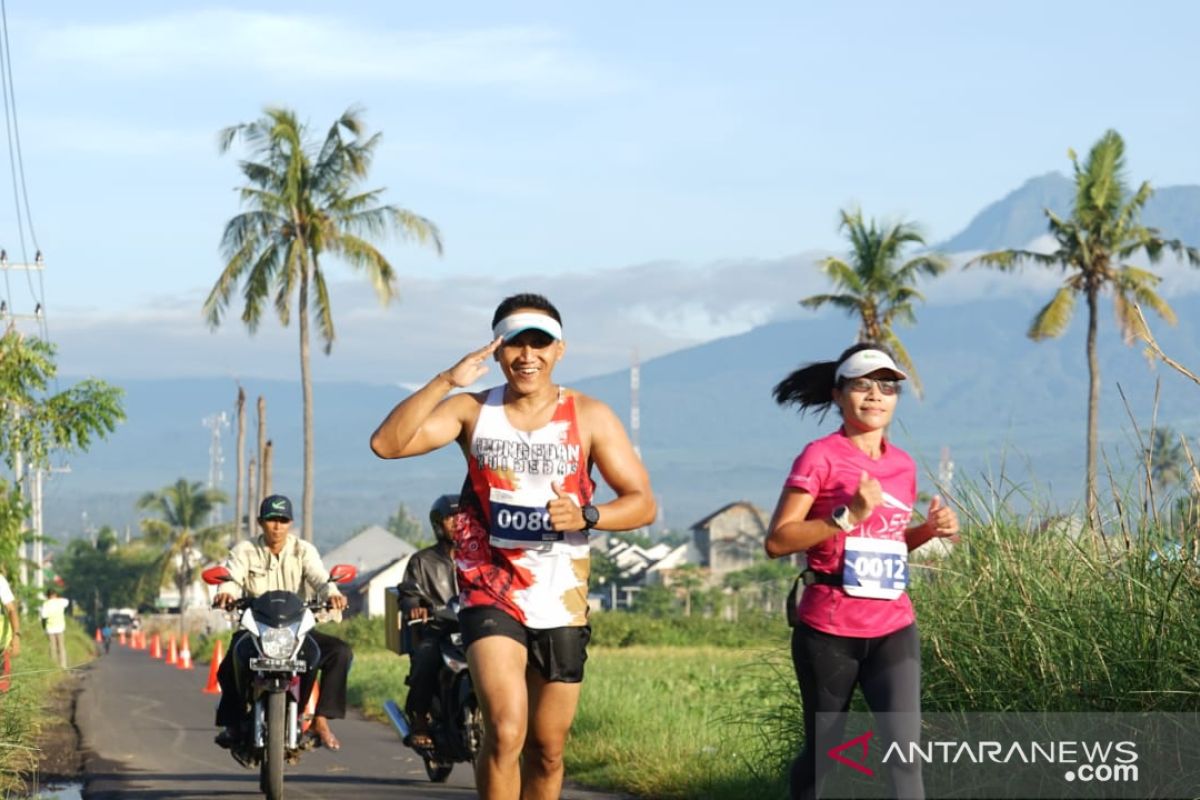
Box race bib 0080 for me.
[489,487,563,544]
[841,536,908,600]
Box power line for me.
[0,0,46,342]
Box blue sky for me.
[3,1,1199,379]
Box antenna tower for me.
[630,349,641,459]
[202,412,230,525]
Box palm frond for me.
[818,257,865,293]
[964,249,1051,271]
[881,330,923,399]
[324,232,396,303]
[1028,287,1076,340]
[799,293,862,314]
[311,266,337,353]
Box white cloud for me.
[35,10,625,96]
[49,248,1200,385]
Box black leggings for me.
[790,621,923,800]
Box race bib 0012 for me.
[489,487,563,544]
[841,536,908,600]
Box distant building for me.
[344,557,413,618]
[322,525,417,617]
[600,501,773,590]
[322,525,417,576]
[687,500,770,579]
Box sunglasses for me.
[503,330,557,349]
[841,377,901,396]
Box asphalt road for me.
[77,641,622,799]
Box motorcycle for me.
[384,580,482,782]
[201,563,357,800]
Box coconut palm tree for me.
[1145,427,1187,491]
[967,130,1200,529]
[800,208,949,396]
[203,106,442,542]
[137,479,229,617]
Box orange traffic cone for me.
[202,639,223,694]
[136,630,147,650]
[177,634,193,670]
[301,681,319,733]
[166,633,178,666]
[94,628,103,643]
[118,629,126,646]
[149,633,162,659]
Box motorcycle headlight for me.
[260,627,298,659]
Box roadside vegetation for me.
[0,619,94,795]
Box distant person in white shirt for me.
[40,588,69,668]
[0,572,20,660]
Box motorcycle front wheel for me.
[423,755,453,783]
[260,691,286,799]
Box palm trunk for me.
[262,440,274,498]
[299,266,315,543]
[1085,287,1101,531]
[235,387,245,541]
[256,395,267,508]
[247,459,257,533]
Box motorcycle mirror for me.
[329,564,357,585]
[201,565,233,586]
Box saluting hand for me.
[925,495,960,541]
[546,482,583,532]
[848,470,883,525]
[442,337,503,388]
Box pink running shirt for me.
[784,428,917,637]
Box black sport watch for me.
[581,504,600,531]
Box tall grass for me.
[0,620,93,796]
[916,475,1199,713]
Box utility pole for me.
[30,464,69,591]
[202,411,230,526]
[255,395,267,514]
[235,387,246,540]
[2,253,45,588]
[938,446,955,492]
[630,349,641,459]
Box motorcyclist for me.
[212,494,352,754]
[397,494,460,749]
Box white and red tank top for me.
[454,386,595,628]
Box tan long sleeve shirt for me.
[218,534,341,603]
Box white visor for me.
[835,349,908,382]
[493,312,563,342]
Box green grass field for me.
[180,477,1200,800]
[338,492,1199,799]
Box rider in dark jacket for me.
[399,495,460,748]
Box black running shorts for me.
[459,605,591,684]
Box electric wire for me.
[0,0,47,342]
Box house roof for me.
[322,525,416,576]
[350,555,412,593]
[688,500,767,532]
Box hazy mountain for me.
[41,172,1200,550]
[938,172,1200,253]
[51,294,1200,550]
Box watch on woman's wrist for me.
[831,505,856,533]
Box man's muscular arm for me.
[547,396,655,532]
[370,338,501,459]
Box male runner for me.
[371,293,655,800]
